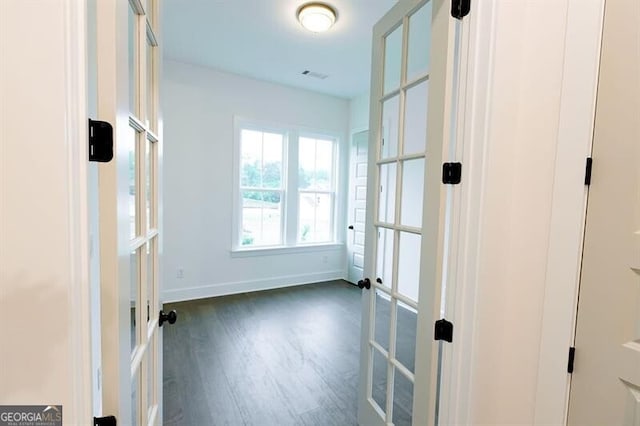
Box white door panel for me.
[348,130,369,284]
[568,0,640,423]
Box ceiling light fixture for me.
[297,3,337,33]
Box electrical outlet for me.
[177,268,184,279]
[322,255,328,264]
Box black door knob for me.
[348,225,354,230]
[357,278,371,290]
[159,310,177,327]
[94,416,117,426]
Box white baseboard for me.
[161,270,346,303]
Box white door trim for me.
[435,1,495,424]
[436,0,605,424]
[533,1,605,423]
[63,0,94,422]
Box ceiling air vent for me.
[302,70,329,80]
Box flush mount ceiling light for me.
[297,3,337,33]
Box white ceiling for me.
[162,0,396,99]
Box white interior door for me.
[96,1,164,425]
[347,130,369,284]
[567,0,640,424]
[357,1,458,425]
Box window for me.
[298,136,335,243]
[234,120,339,250]
[239,129,285,247]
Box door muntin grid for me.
[366,1,432,423]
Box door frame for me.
[65,0,95,422]
[533,0,605,424]
[441,0,606,424]
[17,0,96,422]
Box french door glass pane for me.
[376,227,394,289]
[400,159,425,228]
[128,5,137,115]
[130,249,139,355]
[298,192,332,243]
[407,1,432,82]
[381,95,400,159]
[145,34,155,129]
[132,368,139,425]
[128,127,138,239]
[146,339,156,420]
[403,80,429,155]
[378,163,397,224]
[397,232,421,302]
[395,301,418,373]
[374,290,391,351]
[146,240,154,324]
[372,348,388,414]
[241,191,282,246]
[384,24,403,94]
[392,369,414,426]
[145,138,152,231]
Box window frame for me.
[232,117,341,253]
[296,133,339,245]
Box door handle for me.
[357,278,371,290]
[94,416,117,426]
[348,225,354,230]
[159,310,177,327]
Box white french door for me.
[357,0,459,425]
[96,1,164,425]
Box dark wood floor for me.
[162,280,415,426]
[163,280,363,425]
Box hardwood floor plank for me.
[162,280,414,426]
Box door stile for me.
[412,1,457,425]
[96,0,133,420]
[359,1,459,425]
[433,9,471,425]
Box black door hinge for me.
[94,415,117,426]
[434,318,454,342]
[451,0,471,19]
[584,157,593,185]
[567,347,576,373]
[89,119,114,162]
[442,162,462,184]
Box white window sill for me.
[230,243,344,258]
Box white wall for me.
[0,0,92,422]
[162,60,350,301]
[349,92,370,133]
